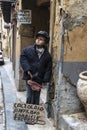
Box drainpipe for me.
[49,0,55,53]
[57,8,65,129]
[58,9,65,86]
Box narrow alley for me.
[0,0,87,130]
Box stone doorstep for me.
[60,112,87,130]
[16,90,56,130]
[15,87,55,130]
[27,117,56,130]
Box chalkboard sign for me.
[17,10,32,24]
[13,103,45,125]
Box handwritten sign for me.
[13,103,45,125]
[17,10,32,24]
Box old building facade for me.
[1,0,87,129]
[50,0,87,129]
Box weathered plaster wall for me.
[62,0,87,61]
[51,0,87,129]
[64,0,87,17]
[52,0,87,90]
[53,0,87,60]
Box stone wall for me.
[52,0,87,97]
[50,0,87,129]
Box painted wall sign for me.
[17,10,32,24]
[13,103,45,125]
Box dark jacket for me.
[20,44,52,84]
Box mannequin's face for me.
[35,36,46,47]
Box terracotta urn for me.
[77,71,87,113]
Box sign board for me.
[17,10,32,24]
[13,103,46,125]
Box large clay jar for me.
[77,71,87,114]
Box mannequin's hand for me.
[27,80,42,91]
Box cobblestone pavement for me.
[0,70,5,130]
[0,58,28,130]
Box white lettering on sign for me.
[17,10,32,24]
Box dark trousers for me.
[26,84,41,105]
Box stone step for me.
[27,118,55,130]
[60,112,87,130]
